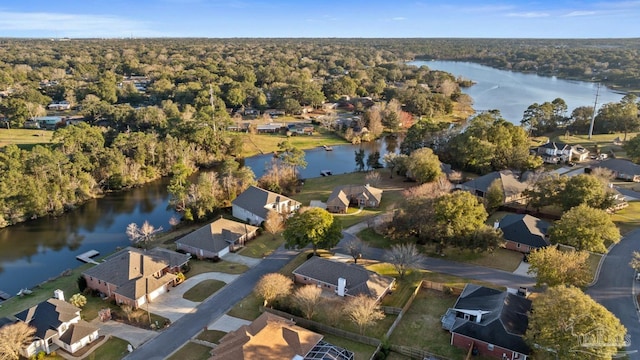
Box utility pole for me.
[588,83,600,140]
[209,84,216,137]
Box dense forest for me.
[0,38,639,227]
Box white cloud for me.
[0,11,157,37]
[391,17,406,21]
[563,10,597,17]
[506,12,550,18]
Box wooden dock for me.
[76,250,100,264]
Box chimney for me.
[54,289,64,302]
[337,277,346,297]
[493,220,500,229]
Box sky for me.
[0,0,638,38]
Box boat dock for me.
[0,290,11,302]
[76,250,100,264]
[320,170,333,176]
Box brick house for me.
[292,257,394,303]
[497,214,550,253]
[326,184,383,213]
[458,170,529,205]
[176,217,259,259]
[441,284,531,360]
[82,247,190,308]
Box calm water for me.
[409,60,625,124]
[0,60,627,296]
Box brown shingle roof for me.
[57,320,98,346]
[232,186,301,220]
[211,312,323,360]
[15,299,80,340]
[326,184,383,208]
[176,218,259,253]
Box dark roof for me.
[176,218,259,253]
[539,142,569,150]
[451,284,532,355]
[326,184,383,208]
[232,186,300,221]
[498,214,550,248]
[293,257,394,300]
[57,320,98,346]
[15,299,80,340]
[0,317,15,329]
[594,158,640,176]
[461,170,528,197]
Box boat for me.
[320,170,332,176]
[0,290,11,301]
[17,288,33,296]
[322,145,333,151]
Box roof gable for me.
[327,184,383,207]
[499,214,550,248]
[232,186,300,220]
[176,218,258,253]
[462,170,528,196]
[15,299,80,340]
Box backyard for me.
[0,128,54,149]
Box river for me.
[0,60,626,297]
[409,60,625,124]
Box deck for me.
[76,250,100,264]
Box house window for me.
[488,344,494,351]
[516,243,521,248]
[463,313,470,320]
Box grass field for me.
[85,337,129,360]
[0,128,54,149]
[238,232,285,258]
[166,341,213,360]
[238,128,348,157]
[182,279,226,302]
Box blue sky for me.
[0,0,638,38]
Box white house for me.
[232,186,301,225]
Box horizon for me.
[1,0,638,39]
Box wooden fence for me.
[390,344,452,360]
[421,280,464,296]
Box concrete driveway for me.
[148,272,240,322]
[208,314,251,332]
[94,320,157,348]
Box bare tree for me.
[292,285,322,319]
[120,304,134,322]
[263,210,284,239]
[365,171,382,187]
[344,237,368,264]
[343,294,385,335]
[126,220,163,249]
[254,273,293,307]
[0,322,36,360]
[385,243,424,279]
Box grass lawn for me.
[0,263,92,318]
[238,128,348,157]
[427,247,524,273]
[238,232,285,258]
[358,227,390,249]
[321,333,378,360]
[226,292,262,321]
[196,329,227,344]
[182,279,226,302]
[588,253,603,283]
[166,341,213,360]
[611,201,640,235]
[388,289,467,359]
[551,132,639,158]
[0,128,54,149]
[186,258,249,277]
[85,336,129,360]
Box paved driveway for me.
[148,272,240,322]
[94,320,157,348]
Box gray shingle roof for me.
[451,284,532,355]
[498,214,550,248]
[461,170,528,198]
[293,257,394,300]
[176,218,259,253]
[326,184,383,208]
[595,158,640,176]
[15,299,80,340]
[232,186,300,221]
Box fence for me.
[262,307,381,347]
[390,344,452,360]
[421,281,463,296]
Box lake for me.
[0,60,627,297]
[409,60,625,124]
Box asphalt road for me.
[587,228,640,360]
[123,247,299,360]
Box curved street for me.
[587,228,640,360]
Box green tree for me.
[560,174,613,211]
[254,273,293,307]
[383,152,407,178]
[527,247,591,288]
[366,151,382,170]
[524,173,567,211]
[283,207,341,255]
[433,191,488,250]
[549,204,620,253]
[406,147,442,184]
[630,251,640,272]
[484,178,504,214]
[623,134,640,163]
[526,286,626,360]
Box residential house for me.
[47,101,71,111]
[592,158,640,182]
[536,142,573,163]
[441,284,531,360]
[458,170,529,205]
[256,123,284,133]
[326,184,383,213]
[82,247,190,308]
[14,293,99,357]
[232,186,301,225]
[176,217,259,259]
[496,214,550,253]
[211,312,354,360]
[32,116,63,130]
[571,144,590,162]
[292,257,395,303]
